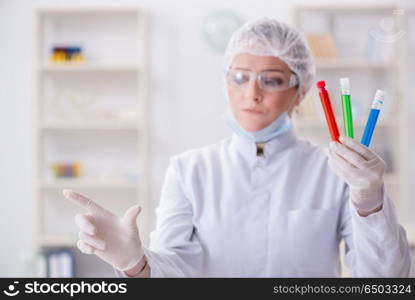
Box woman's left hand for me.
[326,135,385,215]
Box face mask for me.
[224,109,293,143]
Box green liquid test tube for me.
[340,78,354,138]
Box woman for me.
[63,18,410,277]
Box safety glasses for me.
[226,68,298,93]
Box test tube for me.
[340,78,354,138]
[361,90,385,147]
[317,80,340,142]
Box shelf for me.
[315,58,397,69]
[40,179,139,190]
[294,4,397,13]
[39,63,141,72]
[293,118,399,128]
[37,6,143,14]
[40,121,139,131]
[39,235,76,248]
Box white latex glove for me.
[63,189,144,271]
[326,135,385,213]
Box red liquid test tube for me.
[316,80,340,142]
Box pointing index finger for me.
[63,189,104,213]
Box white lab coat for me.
[119,129,411,277]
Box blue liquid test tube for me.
[361,90,385,147]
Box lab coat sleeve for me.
[114,268,128,278]
[340,185,411,277]
[114,156,203,278]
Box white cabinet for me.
[291,4,414,275]
[33,6,149,277]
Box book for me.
[37,249,75,278]
[305,33,338,59]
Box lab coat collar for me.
[230,128,297,162]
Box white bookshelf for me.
[39,179,139,190]
[315,58,398,69]
[40,63,143,72]
[40,121,140,130]
[33,6,149,277]
[291,5,414,275]
[400,4,415,248]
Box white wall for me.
[0,0,407,276]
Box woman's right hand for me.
[63,189,144,272]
